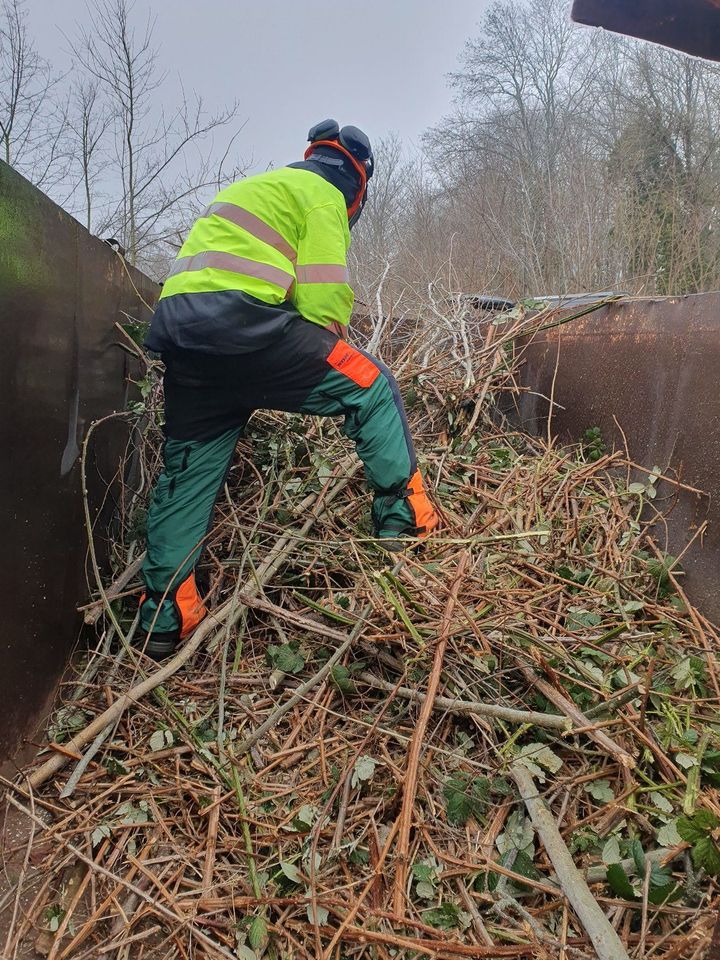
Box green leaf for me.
[267,643,305,675]
[116,800,151,826]
[622,600,645,614]
[648,881,681,905]
[235,946,257,960]
[422,902,466,930]
[629,839,646,876]
[584,779,615,803]
[351,755,377,789]
[497,811,534,856]
[247,915,268,952]
[280,861,301,884]
[330,664,355,694]
[649,791,674,814]
[693,836,720,875]
[412,862,436,884]
[443,775,490,826]
[677,810,719,843]
[515,743,563,781]
[104,757,128,777]
[348,847,369,865]
[306,903,329,925]
[606,864,637,900]
[628,482,646,495]
[91,824,111,847]
[490,776,514,797]
[416,880,436,900]
[292,804,318,831]
[512,849,541,883]
[601,836,622,865]
[149,729,172,752]
[657,820,682,847]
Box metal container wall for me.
[510,294,720,622]
[572,0,720,62]
[0,161,157,764]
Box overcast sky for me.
[28,0,492,171]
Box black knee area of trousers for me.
[162,318,340,442]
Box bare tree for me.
[0,0,66,188]
[64,79,108,230]
[70,0,244,271]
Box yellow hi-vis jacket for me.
[146,167,353,355]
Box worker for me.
[138,120,440,659]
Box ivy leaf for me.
[606,864,637,900]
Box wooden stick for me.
[511,764,631,960]
[519,664,636,768]
[26,475,353,791]
[202,786,222,896]
[393,551,469,916]
[81,555,145,624]
[5,793,236,960]
[357,671,571,731]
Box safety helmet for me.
[305,119,374,227]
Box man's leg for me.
[139,353,249,657]
[300,341,438,544]
[232,320,439,544]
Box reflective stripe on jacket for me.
[159,167,353,332]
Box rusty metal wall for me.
[509,294,720,622]
[0,161,157,765]
[572,0,720,62]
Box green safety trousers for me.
[139,317,439,642]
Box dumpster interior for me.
[3,295,720,959]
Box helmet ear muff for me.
[338,125,373,170]
[308,118,340,143]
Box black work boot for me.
[135,629,180,661]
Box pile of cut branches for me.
[3,300,720,960]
